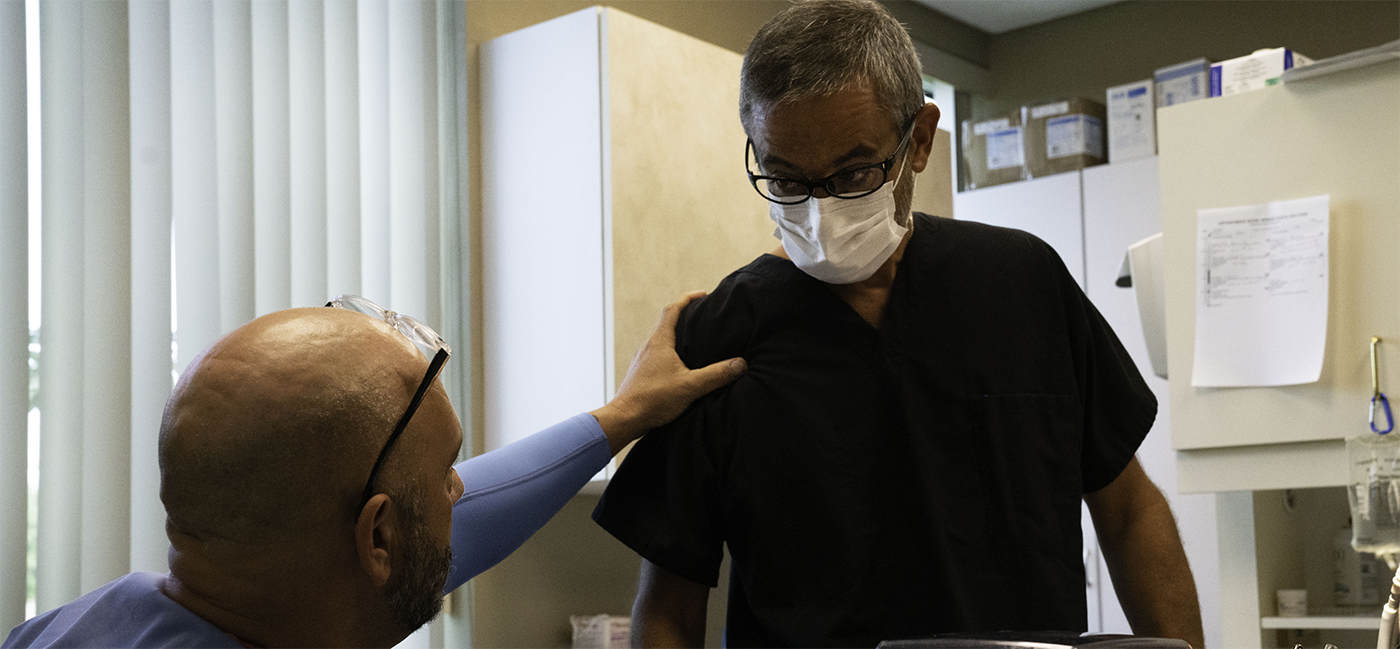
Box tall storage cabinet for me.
[480,7,773,464]
[1158,60,1400,647]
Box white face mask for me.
[768,156,912,285]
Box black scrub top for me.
[593,213,1156,647]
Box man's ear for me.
[908,101,942,174]
[355,493,396,587]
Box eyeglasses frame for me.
[745,116,919,205]
[324,295,453,510]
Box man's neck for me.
[772,226,913,328]
[161,545,397,649]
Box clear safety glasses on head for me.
[326,294,452,509]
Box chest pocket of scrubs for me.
[966,393,1082,555]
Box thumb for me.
[683,357,747,396]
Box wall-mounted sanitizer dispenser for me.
[1116,232,1168,380]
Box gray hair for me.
[739,0,924,138]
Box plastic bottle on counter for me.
[1336,518,1387,606]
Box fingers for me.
[655,291,708,332]
[648,290,709,350]
[685,357,747,397]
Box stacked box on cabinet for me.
[1024,98,1106,178]
[961,112,1027,190]
[1107,80,1156,163]
[1154,58,1210,107]
[1210,48,1313,97]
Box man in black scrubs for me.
[593,1,1204,646]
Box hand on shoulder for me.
[589,291,747,455]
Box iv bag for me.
[1347,434,1400,556]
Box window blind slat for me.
[127,0,173,576]
[215,0,255,331]
[435,0,470,448]
[171,0,221,374]
[252,0,291,315]
[388,0,433,322]
[37,0,87,613]
[326,0,360,299]
[0,0,30,632]
[289,0,327,309]
[357,0,389,304]
[78,0,132,594]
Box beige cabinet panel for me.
[604,8,774,392]
[1160,62,1400,489]
[1156,60,1400,649]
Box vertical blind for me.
[0,0,470,633]
[0,0,30,633]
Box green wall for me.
[974,0,1400,118]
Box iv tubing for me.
[1379,565,1400,649]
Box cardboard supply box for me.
[1210,48,1313,97]
[961,113,1027,190]
[1154,58,1210,107]
[1024,98,1106,178]
[1107,79,1156,163]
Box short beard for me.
[385,490,453,634]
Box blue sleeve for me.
[443,413,611,593]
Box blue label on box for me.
[1209,64,1222,97]
[1128,86,1147,98]
[1155,62,1206,82]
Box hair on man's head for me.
[740,0,924,137]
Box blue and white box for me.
[1154,58,1209,108]
[1107,79,1156,163]
[984,125,1026,171]
[1210,48,1313,97]
[1045,114,1102,160]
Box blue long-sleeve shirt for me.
[445,412,610,593]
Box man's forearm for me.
[1086,459,1204,649]
[632,560,709,648]
[1098,495,1204,648]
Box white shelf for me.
[1261,615,1381,630]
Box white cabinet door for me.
[952,172,1086,288]
[1083,158,1221,648]
[481,9,608,455]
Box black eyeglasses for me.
[746,118,917,205]
[326,294,452,509]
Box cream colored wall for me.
[973,0,1400,118]
[911,128,952,219]
[468,497,640,647]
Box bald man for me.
[4,293,744,648]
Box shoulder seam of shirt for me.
[456,436,601,503]
[732,254,810,292]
